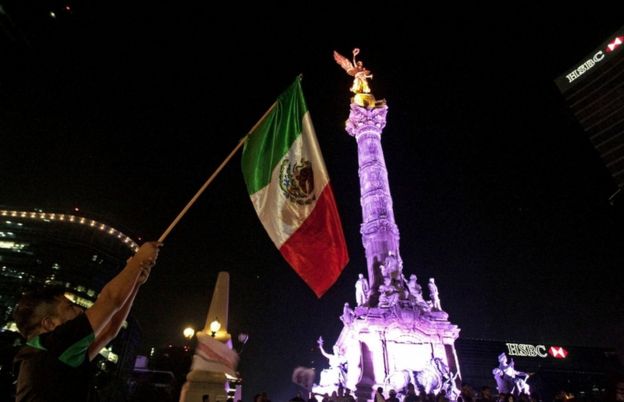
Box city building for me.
[0,207,141,401]
[456,338,622,401]
[555,25,624,203]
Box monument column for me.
[345,105,399,304]
[322,49,462,402]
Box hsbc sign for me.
[506,343,568,359]
[565,51,605,83]
[506,343,547,357]
[555,31,624,93]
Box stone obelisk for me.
[179,272,240,402]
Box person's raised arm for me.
[88,285,135,360]
[88,262,152,360]
[85,242,160,339]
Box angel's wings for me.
[333,50,356,76]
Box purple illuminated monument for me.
[314,50,462,401]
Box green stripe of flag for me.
[242,77,308,195]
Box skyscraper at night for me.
[555,25,624,201]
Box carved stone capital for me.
[346,104,388,137]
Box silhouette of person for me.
[374,387,385,402]
[290,392,306,402]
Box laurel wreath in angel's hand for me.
[333,48,369,76]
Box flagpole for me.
[158,101,278,243]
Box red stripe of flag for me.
[280,184,349,298]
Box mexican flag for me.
[241,77,348,298]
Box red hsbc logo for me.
[548,346,568,359]
[607,36,623,52]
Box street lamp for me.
[183,327,195,340]
[209,318,221,337]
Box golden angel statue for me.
[333,48,372,94]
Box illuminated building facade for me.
[555,25,624,201]
[0,207,141,400]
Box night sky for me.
[1,5,623,401]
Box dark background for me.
[1,4,623,401]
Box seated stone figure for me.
[378,277,399,307]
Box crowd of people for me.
[281,379,624,402]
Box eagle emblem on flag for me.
[279,158,316,205]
